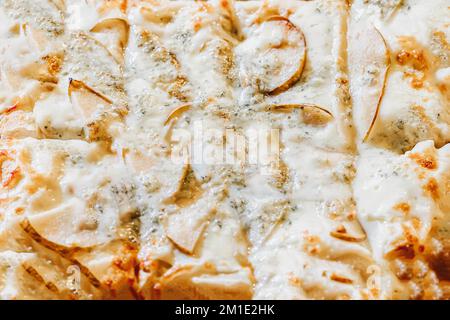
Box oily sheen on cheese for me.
[0,0,448,300]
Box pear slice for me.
[90,18,129,64]
[162,104,192,154]
[164,165,216,254]
[330,230,366,243]
[238,16,306,95]
[385,1,403,21]
[166,209,210,255]
[218,0,243,40]
[164,165,203,208]
[66,32,124,105]
[21,216,136,295]
[164,104,191,126]
[68,78,112,119]
[166,196,218,255]
[68,79,114,142]
[268,103,333,125]
[15,24,62,83]
[139,4,180,24]
[349,23,390,142]
[20,201,113,251]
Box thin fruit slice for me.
[68,78,112,119]
[22,216,137,295]
[385,0,404,21]
[66,32,124,105]
[349,23,390,142]
[166,205,213,255]
[68,78,126,142]
[218,0,243,40]
[165,188,222,255]
[164,165,203,207]
[21,201,111,251]
[162,104,192,153]
[164,104,191,126]
[164,165,219,254]
[268,103,333,125]
[330,230,366,243]
[237,16,306,95]
[90,18,129,64]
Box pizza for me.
[0,0,448,300]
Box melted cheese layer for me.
[0,0,448,300]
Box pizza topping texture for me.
[0,0,448,300]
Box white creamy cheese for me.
[0,0,448,300]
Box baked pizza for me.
[0,0,448,300]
